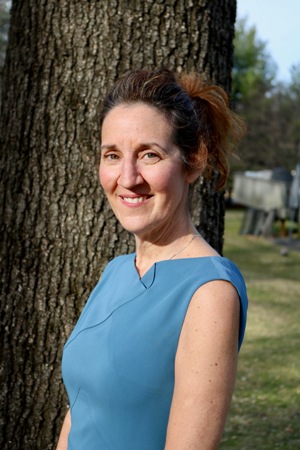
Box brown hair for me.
[99,68,245,190]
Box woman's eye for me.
[142,152,160,161]
[103,153,119,161]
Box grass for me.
[220,209,300,450]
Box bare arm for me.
[56,409,71,450]
[165,280,240,450]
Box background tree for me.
[0,1,238,448]
[230,17,276,173]
[0,0,9,63]
[232,17,276,107]
[265,72,300,171]
[231,17,300,173]
[0,0,10,98]
[276,64,300,166]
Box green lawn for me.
[220,209,300,450]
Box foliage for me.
[290,63,300,97]
[288,64,300,159]
[232,17,276,107]
[0,0,10,103]
[0,0,10,67]
[232,18,300,173]
[220,209,300,449]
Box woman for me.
[57,68,248,450]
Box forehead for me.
[101,103,172,138]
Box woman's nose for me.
[118,159,144,188]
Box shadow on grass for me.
[225,237,300,283]
[221,318,300,449]
[221,211,300,449]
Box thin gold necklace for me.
[169,234,201,260]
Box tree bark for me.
[0,0,237,448]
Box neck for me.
[134,221,200,277]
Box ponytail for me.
[177,72,246,190]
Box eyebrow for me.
[100,144,117,152]
[100,143,169,152]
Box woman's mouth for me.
[122,196,150,204]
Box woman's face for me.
[99,103,194,240]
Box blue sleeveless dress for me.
[62,254,248,450]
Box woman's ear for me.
[185,169,202,184]
[185,142,207,184]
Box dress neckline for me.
[132,253,224,289]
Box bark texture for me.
[0,0,236,448]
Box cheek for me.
[156,167,186,192]
[99,164,113,192]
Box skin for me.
[99,103,203,275]
[56,409,71,450]
[165,280,239,449]
[56,103,240,449]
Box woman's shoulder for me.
[193,256,248,350]
[208,256,245,282]
[158,255,247,306]
[160,256,248,348]
[160,255,244,283]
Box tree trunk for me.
[0,1,236,448]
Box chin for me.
[118,219,154,237]
[121,224,148,236]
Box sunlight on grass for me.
[220,209,300,450]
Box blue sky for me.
[237,0,300,82]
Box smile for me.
[122,196,150,204]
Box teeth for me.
[123,196,147,204]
